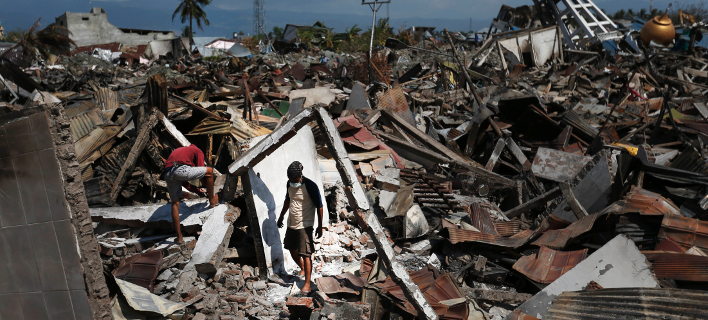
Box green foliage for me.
[5,28,24,41]
[271,26,284,39]
[181,26,194,37]
[172,0,211,34]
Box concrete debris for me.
[6,2,708,319]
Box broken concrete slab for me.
[185,205,240,274]
[512,235,659,319]
[289,87,337,108]
[345,81,371,111]
[315,106,371,211]
[243,125,329,276]
[550,156,612,222]
[228,107,314,175]
[90,199,220,232]
[532,148,592,182]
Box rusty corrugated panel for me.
[643,252,708,282]
[560,110,598,142]
[532,212,603,249]
[446,227,535,249]
[655,237,687,253]
[611,186,680,215]
[494,221,521,237]
[544,288,708,320]
[469,203,499,236]
[112,250,163,292]
[425,273,468,320]
[658,214,708,253]
[680,120,708,136]
[314,276,360,295]
[95,87,120,110]
[335,115,404,166]
[68,105,109,142]
[377,87,415,126]
[512,246,588,284]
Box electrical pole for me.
[362,0,390,84]
[253,0,265,38]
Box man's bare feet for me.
[301,282,311,294]
[298,270,305,277]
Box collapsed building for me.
[3,0,708,319]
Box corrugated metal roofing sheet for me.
[469,203,499,236]
[377,87,415,126]
[532,212,603,249]
[544,288,708,320]
[446,227,535,249]
[494,221,522,237]
[512,246,588,284]
[643,251,708,282]
[658,214,708,253]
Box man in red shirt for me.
[164,144,219,243]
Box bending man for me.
[164,144,219,244]
[277,161,324,295]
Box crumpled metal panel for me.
[643,252,708,282]
[469,203,499,236]
[658,214,708,253]
[446,227,535,249]
[377,87,416,126]
[95,87,120,110]
[335,115,404,166]
[544,288,708,320]
[513,246,588,284]
[669,147,708,174]
[532,212,603,249]
[315,276,361,295]
[494,221,521,237]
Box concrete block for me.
[186,205,240,274]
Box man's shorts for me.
[283,227,315,256]
[164,165,207,201]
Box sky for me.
[0,0,694,38]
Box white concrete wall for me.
[246,125,329,276]
[56,9,175,47]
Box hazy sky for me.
[0,0,690,37]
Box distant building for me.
[55,7,175,47]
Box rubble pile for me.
[5,1,708,319]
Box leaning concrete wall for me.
[0,106,112,320]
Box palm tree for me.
[346,24,362,40]
[639,8,648,19]
[172,0,211,46]
[0,18,75,65]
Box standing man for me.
[164,144,219,244]
[277,161,324,295]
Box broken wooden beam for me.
[504,187,562,218]
[362,211,438,320]
[228,108,314,175]
[485,138,506,171]
[110,111,159,202]
[186,205,240,274]
[314,107,370,210]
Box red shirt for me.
[164,145,205,169]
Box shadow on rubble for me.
[249,171,286,274]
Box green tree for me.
[0,19,75,65]
[346,24,362,40]
[367,18,393,47]
[271,26,284,39]
[5,28,24,41]
[639,8,648,19]
[172,0,211,42]
[627,9,634,16]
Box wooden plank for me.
[683,67,708,78]
[240,173,269,276]
[110,111,158,202]
[559,182,588,219]
[485,138,506,171]
[504,187,561,218]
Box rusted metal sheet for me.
[655,237,687,253]
[446,227,535,249]
[608,186,680,216]
[315,276,361,295]
[377,87,416,126]
[469,203,499,236]
[512,246,588,284]
[544,288,708,320]
[643,252,708,282]
[532,212,603,249]
[95,87,120,110]
[461,287,532,305]
[531,147,592,182]
[310,63,335,77]
[335,115,404,166]
[658,214,708,253]
[560,110,598,142]
[112,250,163,292]
[669,147,708,174]
[509,310,540,320]
[494,221,521,237]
